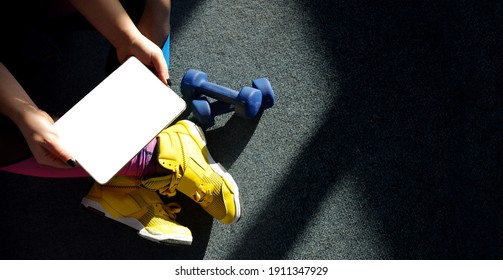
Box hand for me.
[136,0,171,84]
[17,108,75,168]
[1,63,75,168]
[66,0,170,85]
[115,33,170,85]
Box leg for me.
[81,176,192,245]
[138,120,242,224]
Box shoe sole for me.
[179,120,242,224]
[81,197,193,246]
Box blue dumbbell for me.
[191,97,234,128]
[251,77,275,109]
[181,69,273,119]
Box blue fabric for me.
[162,34,170,68]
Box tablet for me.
[54,56,186,184]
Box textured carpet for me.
[0,0,502,260]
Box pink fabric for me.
[0,139,158,179]
[0,157,90,178]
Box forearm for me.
[1,63,74,167]
[0,63,39,125]
[68,0,170,82]
[67,0,142,50]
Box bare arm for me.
[67,0,169,83]
[0,63,74,168]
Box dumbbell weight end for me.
[252,78,275,110]
[191,98,235,128]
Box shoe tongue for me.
[157,131,183,173]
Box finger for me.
[44,137,76,168]
[31,147,71,168]
[40,154,73,169]
[152,53,170,85]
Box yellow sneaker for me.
[141,120,241,224]
[81,176,192,245]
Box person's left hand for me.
[115,33,170,85]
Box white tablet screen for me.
[55,56,186,184]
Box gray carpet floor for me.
[0,0,502,259]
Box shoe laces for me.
[153,202,182,221]
[159,165,183,197]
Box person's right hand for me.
[1,63,75,169]
[17,108,75,168]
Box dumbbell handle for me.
[195,81,240,105]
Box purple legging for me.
[0,139,158,179]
